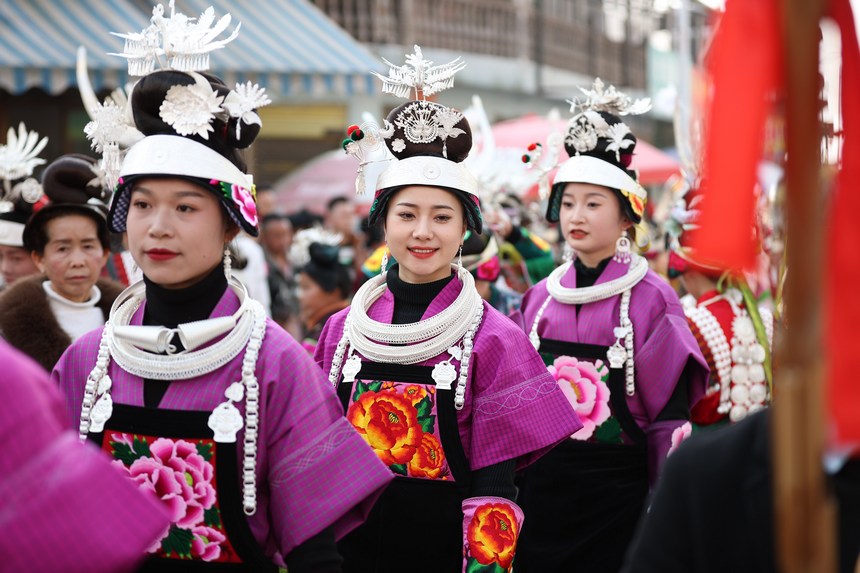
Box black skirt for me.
[514,439,649,573]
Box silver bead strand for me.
[529,295,553,351]
[455,302,485,410]
[79,324,113,441]
[241,303,267,516]
[620,289,636,396]
[329,316,352,387]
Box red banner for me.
[691,0,783,271]
[826,0,860,445]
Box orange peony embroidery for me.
[408,432,448,479]
[402,384,428,406]
[467,503,520,569]
[347,390,422,466]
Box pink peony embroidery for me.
[668,422,693,456]
[124,438,217,530]
[191,525,227,561]
[550,356,611,440]
[230,184,257,227]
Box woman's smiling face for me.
[384,185,466,284]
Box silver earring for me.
[563,242,574,263]
[223,248,232,279]
[457,245,463,273]
[613,232,632,265]
[380,249,389,274]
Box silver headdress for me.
[543,78,651,224]
[564,78,651,161]
[0,123,48,207]
[289,227,344,269]
[374,45,468,160]
[81,2,270,191]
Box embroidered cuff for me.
[461,496,524,572]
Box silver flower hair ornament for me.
[605,123,635,162]
[83,100,130,190]
[566,111,610,154]
[222,82,273,139]
[111,0,241,76]
[372,45,466,100]
[665,173,703,245]
[87,162,110,195]
[342,121,387,194]
[159,72,226,139]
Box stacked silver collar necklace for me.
[328,265,485,410]
[77,275,268,515]
[530,255,648,396]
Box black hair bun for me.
[41,154,107,204]
[308,242,340,267]
[130,70,261,171]
[383,101,472,163]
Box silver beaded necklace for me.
[328,265,485,410]
[529,255,648,396]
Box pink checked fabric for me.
[0,340,169,573]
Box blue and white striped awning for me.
[0,0,383,99]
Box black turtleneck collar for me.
[573,255,612,289]
[386,264,455,324]
[143,264,228,328]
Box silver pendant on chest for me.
[607,327,630,369]
[208,382,245,443]
[342,354,362,383]
[432,346,462,390]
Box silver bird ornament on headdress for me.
[110,0,241,76]
[372,45,466,100]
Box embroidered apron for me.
[515,338,648,573]
[336,361,471,573]
[89,404,278,572]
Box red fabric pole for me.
[691,0,782,271]
[826,0,860,445]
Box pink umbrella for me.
[491,114,680,187]
[275,149,368,214]
[273,150,376,215]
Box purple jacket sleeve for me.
[1,341,169,573]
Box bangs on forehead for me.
[392,186,464,206]
[562,183,616,198]
[130,179,209,195]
